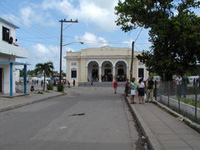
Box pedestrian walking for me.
[125,79,129,96]
[130,77,137,104]
[73,79,76,87]
[113,80,118,94]
[67,81,70,88]
[146,76,154,102]
[138,78,145,104]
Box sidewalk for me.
[0,90,66,112]
[126,99,200,150]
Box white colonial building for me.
[0,17,28,96]
[65,46,148,85]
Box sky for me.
[0,0,199,72]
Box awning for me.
[0,61,30,65]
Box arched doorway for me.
[88,61,99,82]
[102,61,113,82]
[115,61,127,82]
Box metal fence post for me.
[167,81,170,107]
[178,85,181,113]
[195,82,197,122]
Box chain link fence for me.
[155,81,200,124]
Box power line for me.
[135,27,143,42]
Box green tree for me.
[35,62,54,91]
[115,0,200,80]
[20,69,24,77]
[27,70,36,77]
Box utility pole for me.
[130,41,134,80]
[59,19,78,83]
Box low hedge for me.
[47,83,54,90]
[57,82,64,92]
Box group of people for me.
[67,79,76,88]
[113,76,154,104]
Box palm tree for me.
[35,62,54,91]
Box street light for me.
[59,41,84,83]
[62,41,84,47]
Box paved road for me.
[0,87,139,150]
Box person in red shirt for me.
[113,80,118,94]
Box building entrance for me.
[115,61,127,82]
[92,69,98,81]
[88,61,99,82]
[0,68,2,92]
[102,61,113,82]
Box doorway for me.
[0,68,2,92]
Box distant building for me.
[65,46,148,85]
[0,17,28,96]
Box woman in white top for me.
[130,77,137,104]
[138,78,145,104]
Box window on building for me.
[2,26,10,42]
[138,68,144,78]
[71,62,77,66]
[138,60,144,65]
[71,70,77,78]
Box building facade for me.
[0,18,28,96]
[65,46,148,85]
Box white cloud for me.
[2,5,56,27]
[41,0,119,31]
[122,39,134,47]
[66,47,76,52]
[32,44,50,55]
[2,0,119,30]
[76,32,109,47]
[20,7,34,27]
[19,6,57,27]
[28,44,63,71]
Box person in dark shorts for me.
[146,76,154,102]
[138,78,145,104]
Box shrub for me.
[47,83,53,90]
[57,82,64,92]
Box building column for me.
[99,67,102,82]
[86,67,88,82]
[113,67,115,81]
[10,63,13,96]
[127,66,130,80]
[24,65,27,94]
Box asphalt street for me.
[0,87,139,150]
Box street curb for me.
[124,96,163,150]
[0,92,66,113]
[154,100,200,133]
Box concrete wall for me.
[160,95,200,120]
[0,64,16,94]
